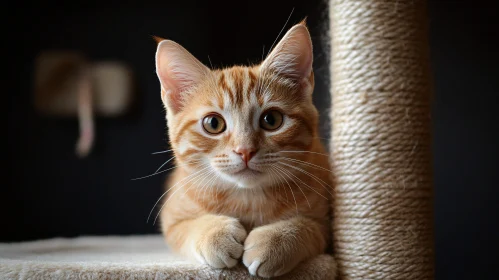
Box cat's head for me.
[155,22,319,189]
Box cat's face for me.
[156,23,318,188]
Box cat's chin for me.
[220,168,267,189]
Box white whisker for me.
[209,173,222,206]
[279,162,333,197]
[271,164,298,213]
[202,171,222,205]
[154,156,176,174]
[273,165,311,209]
[146,164,210,223]
[151,149,175,155]
[279,150,331,157]
[269,166,288,202]
[275,164,329,201]
[152,167,213,225]
[132,159,201,181]
[281,157,333,173]
[207,55,213,69]
[180,169,217,211]
[266,7,295,59]
[267,167,284,201]
[196,170,219,203]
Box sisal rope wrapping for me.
[329,0,434,279]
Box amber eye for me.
[202,114,226,134]
[260,110,284,131]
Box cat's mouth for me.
[231,167,262,178]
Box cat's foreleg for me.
[242,216,327,278]
[163,214,247,268]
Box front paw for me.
[243,226,303,278]
[194,216,247,269]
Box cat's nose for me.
[234,147,258,164]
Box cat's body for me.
[155,22,334,278]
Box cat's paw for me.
[242,226,303,278]
[193,217,247,269]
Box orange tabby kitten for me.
[155,22,333,278]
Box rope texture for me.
[329,0,434,279]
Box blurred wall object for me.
[34,52,134,157]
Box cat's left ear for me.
[155,38,210,114]
[260,21,313,92]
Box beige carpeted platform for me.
[0,235,336,279]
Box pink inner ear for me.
[261,24,313,81]
[155,40,209,114]
[160,88,182,114]
[157,65,184,113]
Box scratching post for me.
[329,0,434,279]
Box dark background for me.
[6,0,499,279]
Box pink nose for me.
[234,147,258,164]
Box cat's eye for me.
[202,114,226,134]
[260,110,283,131]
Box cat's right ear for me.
[155,39,209,114]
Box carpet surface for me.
[0,235,336,279]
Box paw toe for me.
[206,257,227,269]
[222,256,238,268]
[247,260,261,276]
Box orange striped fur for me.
[154,22,333,278]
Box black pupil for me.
[210,117,219,129]
[264,113,275,126]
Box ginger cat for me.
[155,22,333,278]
